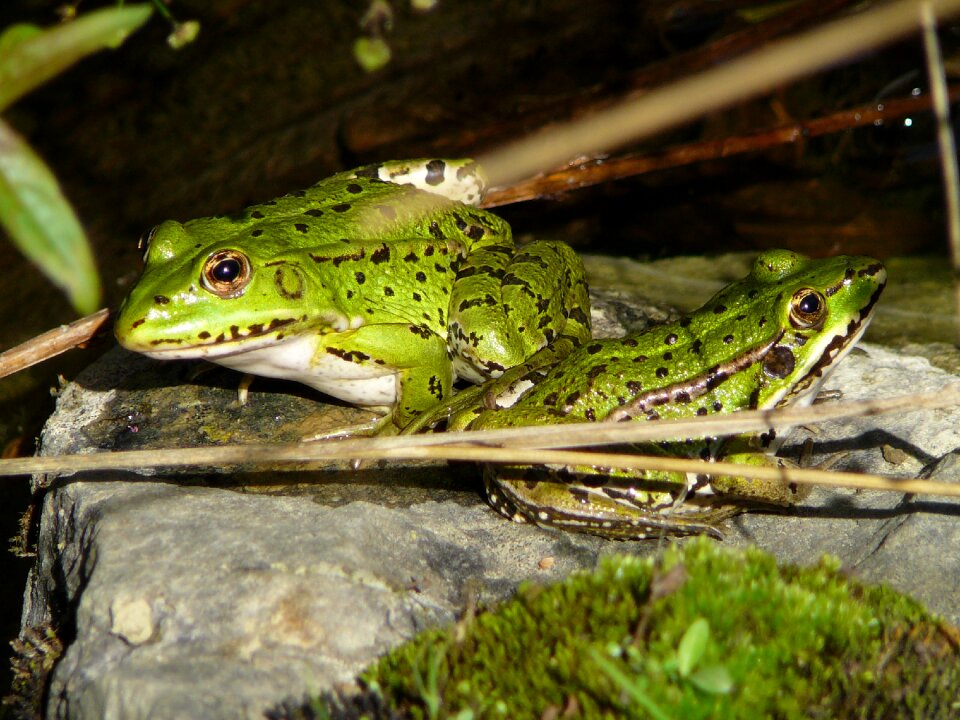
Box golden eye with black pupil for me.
[201,249,252,298]
[789,288,826,329]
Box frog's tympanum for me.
[447,250,886,538]
[115,160,591,431]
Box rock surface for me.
[19,259,960,719]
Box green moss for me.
[355,539,960,719]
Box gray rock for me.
[19,267,960,719]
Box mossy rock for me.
[327,539,959,719]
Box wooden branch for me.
[0,308,110,380]
[483,88,960,207]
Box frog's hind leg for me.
[484,467,731,540]
[448,239,591,383]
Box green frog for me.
[441,250,886,539]
[115,159,591,431]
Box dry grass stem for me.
[479,0,960,188]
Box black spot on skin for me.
[663,351,673,361]
[332,250,365,267]
[428,222,446,240]
[736,313,747,321]
[665,333,678,345]
[723,334,734,344]
[543,392,558,406]
[353,164,380,179]
[247,324,264,335]
[304,208,324,217]
[762,346,795,379]
[705,369,728,391]
[371,246,390,264]
[696,407,708,416]
[424,246,435,256]
[355,271,366,284]
[346,183,363,194]
[690,339,703,354]
[153,295,170,305]
[197,331,210,339]
[656,367,669,379]
[622,338,638,347]
[713,401,723,412]
[412,292,422,302]
[587,343,603,354]
[251,229,264,237]
[713,305,727,314]
[230,325,241,339]
[466,226,484,240]
[679,317,692,328]
[416,271,427,282]
[425,159,446,185]
[250,210,265,219]
[408,325,432,339]
[404,251,419,263]
[587,364,607,379]
[676,391,690,403]
[332,203,351,213]
[748,289,759,299]
[384,287,395,296]
[294,223,309,233]
[585,408,596,421]
[268,318,296,331]
[564,391,581,407]
[626,380,642,394]
[326,347,371,363]
[759,317,767,328]
[454,215,468,231]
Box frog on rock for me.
[441,250,886,539]
[115,159,591,431]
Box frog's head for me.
[705,249,886,409]
[116,219,325,360]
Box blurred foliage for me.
[0,4,153,315]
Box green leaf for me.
[688,665,734,695]
[0,118,100,314]
[590,648,673,720]
[0,4,153,110]
[0,24,42,55]
[676,617,710,678]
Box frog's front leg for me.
[449,240,591,383]
[313,323,453,432]
[401,333,585,434]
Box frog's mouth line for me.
[132,316,303,360]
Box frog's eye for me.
[201,249,252,298]
[789,289,826,329]
[138,226,159,262]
